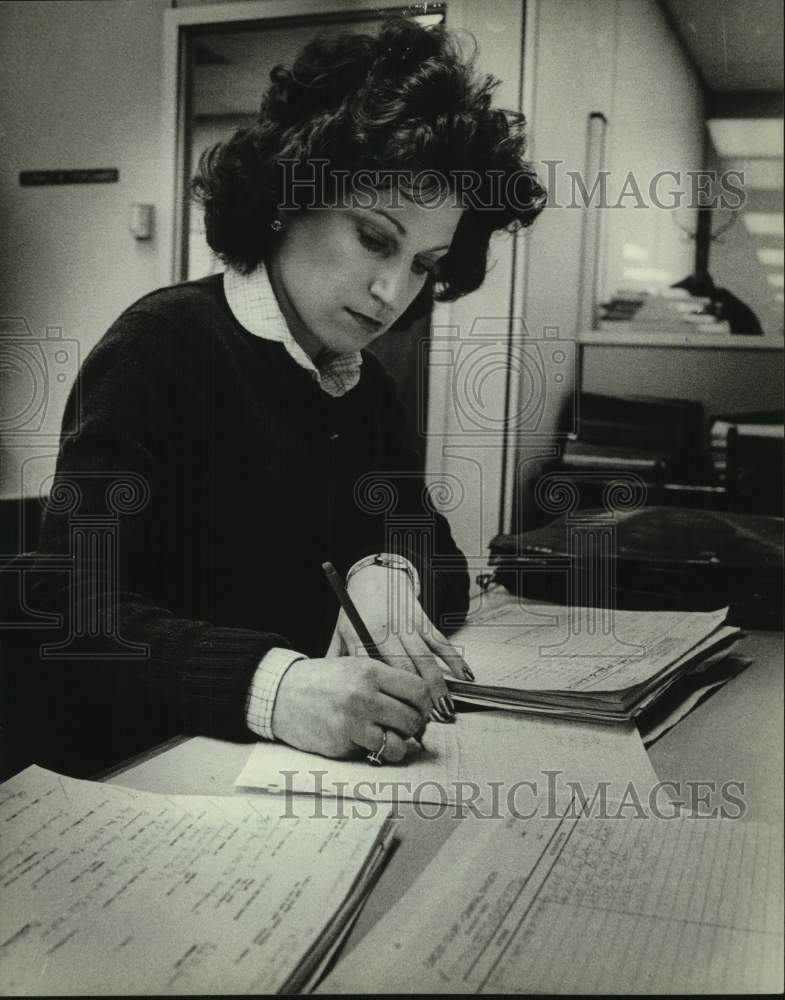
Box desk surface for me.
[110,630,783,819]
[109,626,783,966]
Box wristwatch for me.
[346,553,421,598]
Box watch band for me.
[346,553,421,598]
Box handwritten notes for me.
[0,766,393,995]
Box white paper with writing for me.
[449,603,730,694]
[320,808,784,994]
[235,710,659,806]
[0,766,391,995]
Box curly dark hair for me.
[192,16,545,323]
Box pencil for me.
[321,560,427,750]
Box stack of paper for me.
[319,803,784,994]
[446,603,740,723]
[599,289,730,334]
[0,766,395,995]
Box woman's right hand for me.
[271,655,430,762]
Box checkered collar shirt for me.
[223,262,363,397]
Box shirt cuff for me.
[245,647,305,741]
[346,553,421,599]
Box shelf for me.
[579,328,783,350]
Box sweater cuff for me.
[181,626,292,740]
[245,647,306,741]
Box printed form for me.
[320,807,784,994]
[450,603,732,693]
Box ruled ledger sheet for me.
[320,806,784,994]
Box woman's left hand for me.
[326,563,474,722]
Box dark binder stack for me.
[489,507,783,628]
[563,393,707,484]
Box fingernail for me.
[463,665,475,681]
[439,695,455,721]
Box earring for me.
[270,219,284,232]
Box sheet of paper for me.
[736,423,784,438]
[623,624,740,709]
[634,632,741,712]
[235,710,659,807]
[640,655,753,747]
[450,697,625,723]
[320,807,784,995]
[0,766,392,996]
[449,603,729,694]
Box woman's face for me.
[267,191,463,358]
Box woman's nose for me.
[369,260,409,309]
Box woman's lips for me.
[345,307,384,334]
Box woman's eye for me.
[357,228,390,255]
[357,225,440,279]
[412,258,438,277]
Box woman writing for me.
[0,17,544,775]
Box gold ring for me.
[366,729,387,766]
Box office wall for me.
[515,0,777,525]
[0,0,169,499]
[600,0,704,300]
[582,344,784,416]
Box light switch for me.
[129,203,154,240]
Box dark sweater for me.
[0,275,470,775]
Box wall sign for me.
[19,169,119,186]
